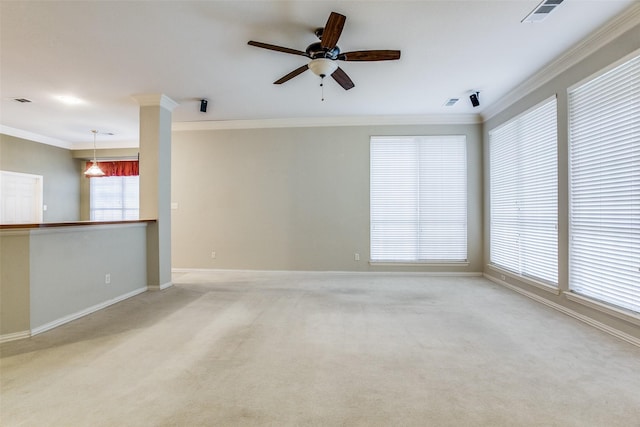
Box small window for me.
[90,175,139,221]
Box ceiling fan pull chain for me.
[320,76,325,101]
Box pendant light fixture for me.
[84,129,105,176]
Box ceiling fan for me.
[248,11,401,91]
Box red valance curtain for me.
[85,160,139,177]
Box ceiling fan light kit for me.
[308,58,338,78]
[248,11,401,97]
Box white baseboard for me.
[0,330,31,344]
[147,281,172,291]
[484,274,640,348]
[30,287,147,337]
[564,291,640,327]
[172,267,483,277]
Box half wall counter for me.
[0,220,155,342]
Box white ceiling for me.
[0,0,637,149]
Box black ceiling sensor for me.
[200,99,208,113]
[470,92,480,107]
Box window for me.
[370,135,467,262]
[489,98,558,285]
[568,52,640,313]
[90,175,139,221]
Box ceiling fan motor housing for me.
[306,42,340,60]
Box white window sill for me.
[370,261,469,267]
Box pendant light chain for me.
[92,129,98,162]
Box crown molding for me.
[482,3,640,121]
[3,114,481,151]
[70,140,140,151]
[172,114,482,131]
[0,125,72,149]
[131,93,179,111]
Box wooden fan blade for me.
[248,41,308,57]
[321,12,346,49]
[274,64,309,84]
[338,50,401,61]
[331,67,355,90]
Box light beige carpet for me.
[1,271,639,426]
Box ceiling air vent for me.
[522,0,564,23]
[444,98,459,107]
[13,98,32,103]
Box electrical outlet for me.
[354,253,360,261]
[211,251,216,259]
[105,273,111,284]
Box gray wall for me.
[483,23,640,339]
[0,231,30,336]
[171,124,482,272]
[0,135,81,222]
[29,224,148,331]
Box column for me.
[132,94,178,290]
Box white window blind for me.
[90,176,140,221]
[489,98,558,285]
[370,135,467,262]
[568,52,640,313]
